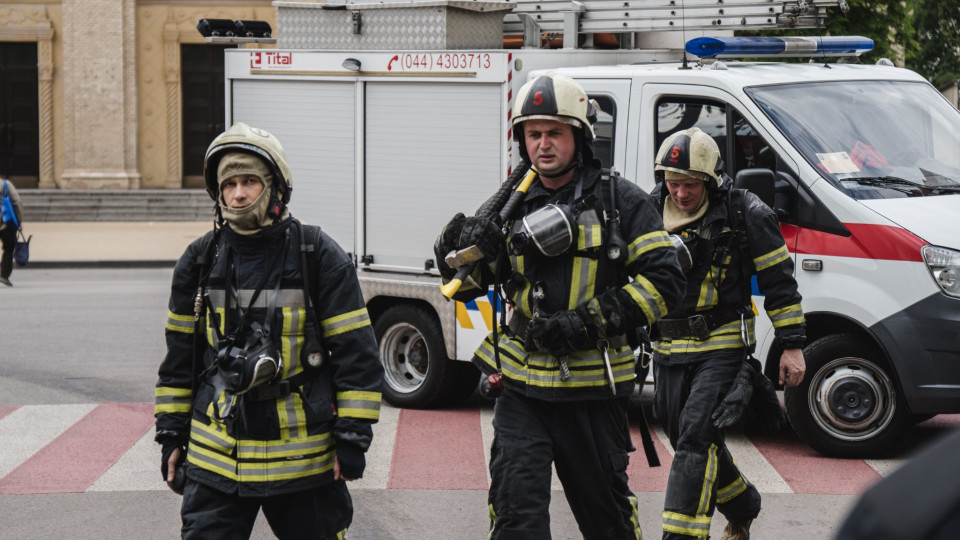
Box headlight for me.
[922,245,960,298]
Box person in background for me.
[0,174,23,287]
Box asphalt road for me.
[0,267,952,539]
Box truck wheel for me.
[374,304,477,408]
[785,333,909,458]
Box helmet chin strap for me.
[538,161,579,180]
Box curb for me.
[21,260,178,269]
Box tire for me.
[374,304,478,408]
[784,333,910,458]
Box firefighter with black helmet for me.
[434,71,685,539]
[650,127,806,540]
[154,123,383,539]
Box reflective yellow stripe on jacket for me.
[321,308,371,339]
[186,416,337,483]
[337,390,381,421]
[154,386,192,415]
[165,310,195,334]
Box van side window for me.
[657,98,783,179]
[732,111,776,173]
[656,99,726,152]
[589,95,616,169]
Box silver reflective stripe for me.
[187,445,238,480]
[717,475,749,504]
[568,256,595,309]
[207,289,306,309]
[278,391,304,440]
[321,308,371,339]
[280,306,304,379]
[577,223,602,250]
[627,231,673,265]
[697,443,719,516]
[624,276,667,323]
[238,435,332,459]
[191,418,236,453]
[165,311,194,334]
[753,245,790,271]
[768,304,803,328]
[237,451,334,481]
[662,511,711,536]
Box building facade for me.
[0,0,284,190]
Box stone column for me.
[59,0,141,189]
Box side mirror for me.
[733,168,776,209]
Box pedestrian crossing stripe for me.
[0,402,954,496]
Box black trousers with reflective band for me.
[653,353,762,539]
[180,476,352,540]
[488,391,642,540]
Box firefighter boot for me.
[720,519,752,540]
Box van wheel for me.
[375,304,478,409]
[785,333,909,458]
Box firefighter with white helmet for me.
[435,72,685,539]
[651,127,807,540]
[155,123,383,539]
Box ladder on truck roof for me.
[505,0,846,48]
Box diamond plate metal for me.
[277,1,515,50]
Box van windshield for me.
[747,80,960,199]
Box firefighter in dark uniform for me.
[154,123,383,540]
[435,72,685,540]
[650,128,806,540]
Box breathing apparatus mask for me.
[210,321,283,419]
[219,321,282,394]
[509,192,600,257]
[510,202,576,257]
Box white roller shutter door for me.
[231,80,357,255]
[364,82,503,270]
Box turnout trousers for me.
[653,352,762,539]
[488,390,642,540]
[180,476,353,540]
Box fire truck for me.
[216,0,960,457]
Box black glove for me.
[336,442,366,480]
[159,439,187,494]
[712,361,756,430]
[435,213,504,265]
[530,306,597,357]
[745,357,788,434]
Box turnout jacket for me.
[447,161,685,400]
[651,186,805,365]
[155,218,383,497]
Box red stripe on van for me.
[0,402,154,494]
[781,223,925,262]
[0,406,18,421]
[748,432,881,495]
[388,408,488,490]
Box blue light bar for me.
[685,36,874,59]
